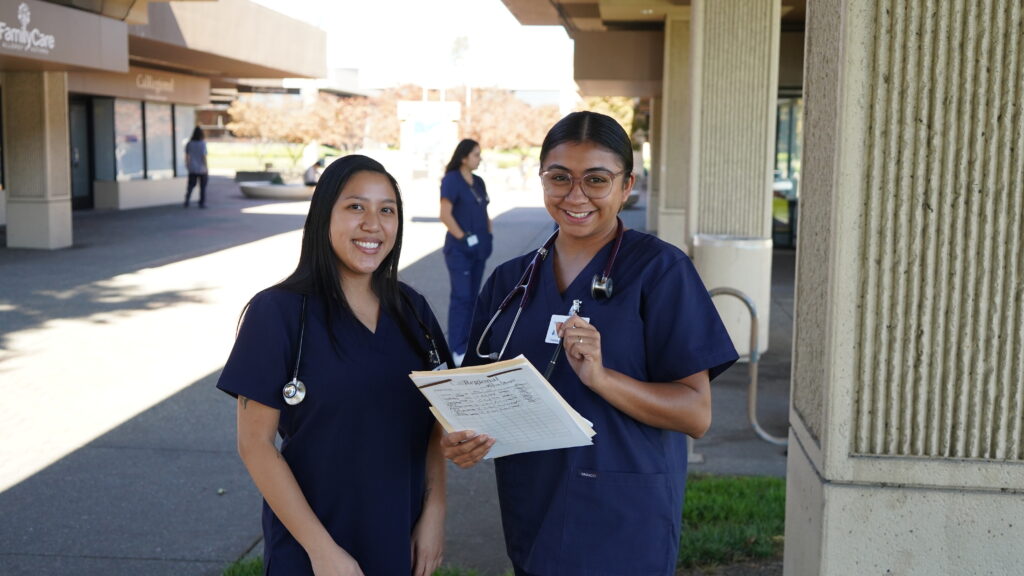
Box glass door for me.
[70,98,93,210]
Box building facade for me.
[0,0,325,249]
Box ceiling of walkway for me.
[501,0,806,33]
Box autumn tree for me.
[440,87,561,178]
[313,93,372,153]
[226,98,317,169]
[368,84,428,148]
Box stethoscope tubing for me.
[475,218,623,362]
[284,291,443,405]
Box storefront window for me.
[174,105,196,177]
[114,99,144,181]
[144,103,173,180]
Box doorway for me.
[69,98,92,209]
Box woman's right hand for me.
[308,542,364,576]
[440,430,495,468]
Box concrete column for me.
[786,1,1024,574]
[658,0,780,253]
[657,15,697,252]
[695,0,779,240]
[647,95,662,233]
[4,71,72,249]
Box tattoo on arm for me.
[240,396,250,409]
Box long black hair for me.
[444,138,480,174]
[190,126,204,142]
[539,111,633,177]
[271,155,408,352]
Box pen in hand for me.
[544,299,582,380]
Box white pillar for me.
[4,71,72,249]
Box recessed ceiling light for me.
[641,9,654,15]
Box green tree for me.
[579,96,636,137]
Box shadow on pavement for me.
[0,178,307,350]
[0,370,258,576]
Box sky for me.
[250,0,576,92]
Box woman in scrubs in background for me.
[442,112,738,576]
[439,138,493,366]
[218,155,451,576]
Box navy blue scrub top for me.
[465,229,738,576]
[441,170,493,260]
[217,285,446,575]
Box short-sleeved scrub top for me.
[466,229,738,576]
[217,285,446,575]
[441,170,493,260]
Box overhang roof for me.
[500,0,806,34]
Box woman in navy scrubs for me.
[441,112,738,576]
[439,139,493,366]
[218,155,451,576]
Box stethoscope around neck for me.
[474,217,625,362]
[282,293,444,406]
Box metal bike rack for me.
[709,286,788,446]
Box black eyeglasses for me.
[539,169,626,199]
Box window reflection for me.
[115,100,144,181]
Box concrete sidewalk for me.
[0,175,791,575]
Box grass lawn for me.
[221,474,785,575]
[678,474,786,569]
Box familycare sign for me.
[0,3,55,55]
[0,0,127,73]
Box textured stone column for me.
[658,0,780,252]
[647,95,662,233]
[786,1,1024,574]
[4,72,72,249]
[694,0,779,240]
[657,14,697,251]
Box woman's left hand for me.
[560,314,606,388]
[411,505,444,576]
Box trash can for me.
[692,234,772,358]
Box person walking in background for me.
[217,155,451,575]
[440,112,738,576]
[439,138,492,366]
[184,126,209,208]
[303,157,325,186]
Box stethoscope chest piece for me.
[591,274,613,300]
[283,377,306,405]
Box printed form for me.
[409,355,596,459]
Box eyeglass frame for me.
[538,168,630,200]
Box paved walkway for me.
[0,174,791,575]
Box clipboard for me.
[409,355,595,459]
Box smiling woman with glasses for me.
[439,111,739,576]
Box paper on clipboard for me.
[409,355,595,459]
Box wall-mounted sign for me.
[68,66,210,106]
[0,0,127,73]
[135,73,175,98]
[0,3,56,55]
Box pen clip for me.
[568,299,582,317]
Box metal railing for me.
[709,287,788,446]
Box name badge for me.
[466,234,479,247]
[545,314,591,344]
